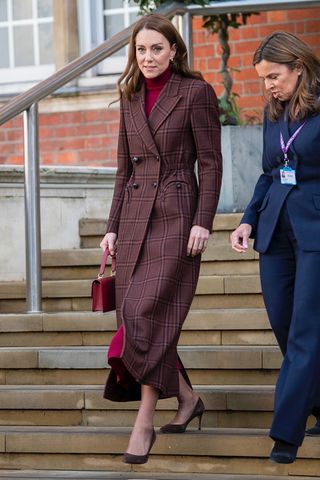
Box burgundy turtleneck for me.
[144,66,172,118]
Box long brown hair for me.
[253,31,320,121]
[117,14,203,101]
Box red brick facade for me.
[1,7,320,167]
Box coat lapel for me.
[148,73,182,134]
[129,73,182,155]
[129,83,159,157]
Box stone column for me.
[53,0,79,70]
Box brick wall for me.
[193,7,320,122]
[0,109,119,167]
[1,7,320,167]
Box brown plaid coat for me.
[104,72,222,401]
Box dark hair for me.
[253,31,320,121]
[117,14,203,101]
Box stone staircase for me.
[0,214,319,478]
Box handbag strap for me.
[98,248,116,278]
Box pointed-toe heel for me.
[269,440,298,464]
[123,429,156,465]
[160,397,205,434]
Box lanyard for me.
[280,122,305,166]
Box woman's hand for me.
[187,225,209,257]
[230,223,252,253]
[100,232,118,256]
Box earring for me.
[170,58,174,62]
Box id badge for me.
[280,167,296,185]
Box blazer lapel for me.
[148,73,182,134]
[129,83,160,157]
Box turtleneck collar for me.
[144,65,172,90]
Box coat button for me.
[132,156,139,164]
[176,182,182,189]
[132,183,139,189]
[155,155,160,161]
[153,181,158,188]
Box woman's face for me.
[135,28,176,79]
[255,59,302,101]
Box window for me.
[0,0,54,88]
[78,0,139,77]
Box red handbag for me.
[91,248,116,312]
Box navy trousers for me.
[259,203,320,446]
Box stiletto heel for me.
[160,397,205,434]
[123,428,156,465]
[198,412,203,431]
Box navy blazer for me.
[241,110,320,252]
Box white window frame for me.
[0,0,54,87]
[78,0,139,77]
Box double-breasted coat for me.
[104,72,222,401]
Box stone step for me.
[79,214,243,249]
[42,244,258,267]
[43,260,260,281]
[0,473,319,480]
[0,366,279,387]
[0,384,284,429]
[0,309,274,347]
[0,345,281,387]
[0,275,262,299]
[0,293,265,314]
[41,246,258,280]
[4,384,316,431]
[0,385,280,429]
[0,426,319,476]
[0,345,281,371]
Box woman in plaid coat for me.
[100,14,222,464]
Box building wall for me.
[193,8,320,121]
[1,7,320,168]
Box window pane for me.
[12,0,32,20]
[38,22,53,64]
[0,0,8,21]
[104,13,124,39]
[129,11,139,25]
[37,0,52,17]
[0,27,9,67]
[14,25,34,66]
[104,0,120,9]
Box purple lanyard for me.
[280,122,305,166]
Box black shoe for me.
[269,440,298,464]
[159,397,205,434]
[306,423,320,436]
[123,429,156,465]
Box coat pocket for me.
[313,194,320,210]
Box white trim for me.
[0,64,54,84]
[33,0,40,66]
[97,0,139,75]
[7,0,14,68]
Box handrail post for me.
[182,11,193,68]
[23,103,42,313]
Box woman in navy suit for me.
[231,31,320,464]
